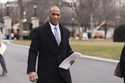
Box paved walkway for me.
[0,41,123,83]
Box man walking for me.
[27,5,73,83]
[0,32,7,76]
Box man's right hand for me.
[28,72,38,82]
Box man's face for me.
[49,8,61,25]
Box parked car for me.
[92,30,105,38]
[92,27,105,39]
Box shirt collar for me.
[49,22,59,29]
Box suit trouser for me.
[124,76,125,83]
[0,54,7,73]
[123,77,125,83]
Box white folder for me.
[0,43,7,55]
[59,52,81,70]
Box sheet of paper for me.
[0,43,7,55]
[59,52,82,70]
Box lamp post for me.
[4,2,13,39]
[17,0,24,39]
[115,0,122,27]
[71,0,77,38]
[6,3,10,16]
[31,4,39,29]
[33,5,37,17]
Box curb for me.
[79,54,119,63]
[10,42,29,48]
[3,40,29,48]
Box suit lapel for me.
[46,22,58,47]
[58,24,64,48]
[47,22,65,47]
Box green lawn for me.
[70,39,124,60]
[13,39,124,60]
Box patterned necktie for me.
[54,27,61,45]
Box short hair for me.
[49,5,60,13]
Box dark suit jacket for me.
[120,45,125,76]
[27,22,73,83]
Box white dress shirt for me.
[49,22,61,45]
